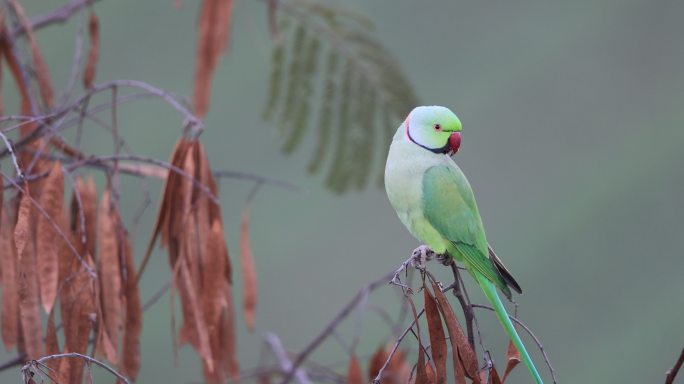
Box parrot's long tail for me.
[475,272,544,384]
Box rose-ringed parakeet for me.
[384,106,543,383]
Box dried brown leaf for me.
[8,0,54,107]
[83,12,100,89]
[425,362,436,384]
[0,26,34,139]
[36,161,64,313]
[431,280,480,383]
[14,187,32,259]
[0,41,4,116]
[203,219,229,383]
[240,204,257,331]
[347,354,363,384]
[121,232,141,381]
[194,0,234,117]
[18,226,43,359]
[45,309,60,374]
[424,285,447,384]
[69,257,96,383]
[220,282,239,380]
[71,176,98,258]
[57,353,72,384]
[490,365,503,384]
[0,208,18,349]
[367,346,387,381]
[141,139,189,281]
[408,297,430,384]
[502,339,521,383]
[97,190,121,362]
[178,258,214,372]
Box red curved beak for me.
[449,132,461,154]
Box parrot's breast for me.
[384,137,450,254]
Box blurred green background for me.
[2,0,684,383]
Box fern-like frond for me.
[262,0,420,193]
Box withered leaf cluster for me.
[0,5,142,383]
[147,138,238,383]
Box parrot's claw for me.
[410,245,434,270]
[435,253,453,266]
[390,273,412,294]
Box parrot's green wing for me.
[422,164,519,298]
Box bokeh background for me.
[3,1,684,383]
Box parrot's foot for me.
[435,252,453,266]
[410,245,435,270]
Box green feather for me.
[422,165,511,298]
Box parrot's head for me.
[404,106,462,155]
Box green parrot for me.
[384,105,543,383]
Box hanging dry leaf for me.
[203,219,229,384]
[490,365,503,384]
[368,345,387,380]
[18,226,43,360]
[407,297,431,384]
[83,11,100,89]
[0,40,4,116]
[0,26,34,140]
[8,0,54,108]
[121,232,142,381]
[240,204,257,331]
[14,187,32,259]
[97,190,122,363]
[36,162,64,313]
[71,176,98,258]
[502,339,521,382]
[61,179,97,382]
[178,258,214,372]
[431,280,480,383]
[367,344,411,383]
[0,207,18,349]
[194,0,234,117]
[221,282,240,380]
[347,354,363,384]
[45,309,60,374]
[424,285,447,384]
[425,362,437,384]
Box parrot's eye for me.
[434,124,441,131]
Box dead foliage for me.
[368,346,410,384]
[346,354,363,384]
[240,203,257,331]
[424,286,447,384]
[145,138,237,382]
[83,11,100,89]
[194,0,234,118]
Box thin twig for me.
[278,268,397,384]
[216,169,304,194]
[266,333,312,384]
[21,352,130,384]
[471,304,557,383]
[665,348,684,384]
[372,307,426,384]
[449,262,475,349]
[10,0,97,38]
[0,131,24,179]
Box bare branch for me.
[10,0,97,38]
[666,348,684,384]
[471,304,557,383]
[265,333,312,384]
[278,267,398,384]
[21,352,130,384]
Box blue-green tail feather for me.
[475,272,543,384]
